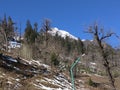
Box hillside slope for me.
[0,54,90,90]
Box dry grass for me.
[115,77,120,90]
[78,74,120,90]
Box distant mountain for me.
[48,27,78,40]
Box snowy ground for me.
[0,56,90,90]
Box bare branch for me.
[84,30,94,34]
[84,26,94,33]
[100,32,115,41]
[86,24,116,90]
[114,33,120,40]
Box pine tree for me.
[24,20,32,43]
[0,15,15,51]
[51,52,59,66]
[7,16,15,40]
[24,20,38,44]
[77,38,84,54]
[34,22,38,32]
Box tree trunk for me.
[95,34,116,90]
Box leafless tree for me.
[86,23,116,90]
[41,19,51,47]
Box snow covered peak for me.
[81,39,86,42]
[81,39,93,42]
[48,27,78,40]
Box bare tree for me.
[86,24,116,90]
[41,19,51,47]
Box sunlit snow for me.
[48,27,78,40]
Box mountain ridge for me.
[48,27,78,40]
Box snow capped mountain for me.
[81,39,86,42]
[81,39,93,42]
[48,27,78,40]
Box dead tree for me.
[41,19,51,47]
[86,24,116,90]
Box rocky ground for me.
[0,54,119,90]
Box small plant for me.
[88,78,94,86]
[51,52,59,66]
[113,71,120,78]
[88,78,98,87]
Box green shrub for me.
[113,71,120,78]
[88,78,98,87]
[51,52,59,66]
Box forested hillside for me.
[0,15,120,90]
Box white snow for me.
[30,59,50,69]
[82,39,94,42]
[90,40,93,42]
[33,83,62,90]
[33,74,88,90]
[7,81,13,84]
[48,27,78,40]
[7,57,18,63]
[33,74,72,90]
[81,39,86,42]
[16,79,20,81]
[14,67,20,71]
[90,62,96,65]
[82,54,85,57]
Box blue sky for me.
[0,0,120,47]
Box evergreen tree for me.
[24,20,33,44]
[7,16,15,39]
[1,15,15,40]
[34,22,38,32]
[77,38,84,54]
[0,15,15,51]
[51,52,59,66]
[24,20,38,44]
[65,36,71,53]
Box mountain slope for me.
[0,54,90,90]
[48,27,78,40]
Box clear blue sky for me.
[0,0,120,47]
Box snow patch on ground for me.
[7,57,18,63]
[32,73,89,90]
[21,59,50,69]
[33,74,72,90]
[31,60,50,68]
[7,81,13,84]
[15,78,20,81]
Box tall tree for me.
[24,20,38,44]
[0,15,15,51]
[34,22,38,32]
[24,20,33,44]
[41,19,51,47]
[7,16,15,39]
[86,24,116,90]
[77,38,84,54]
